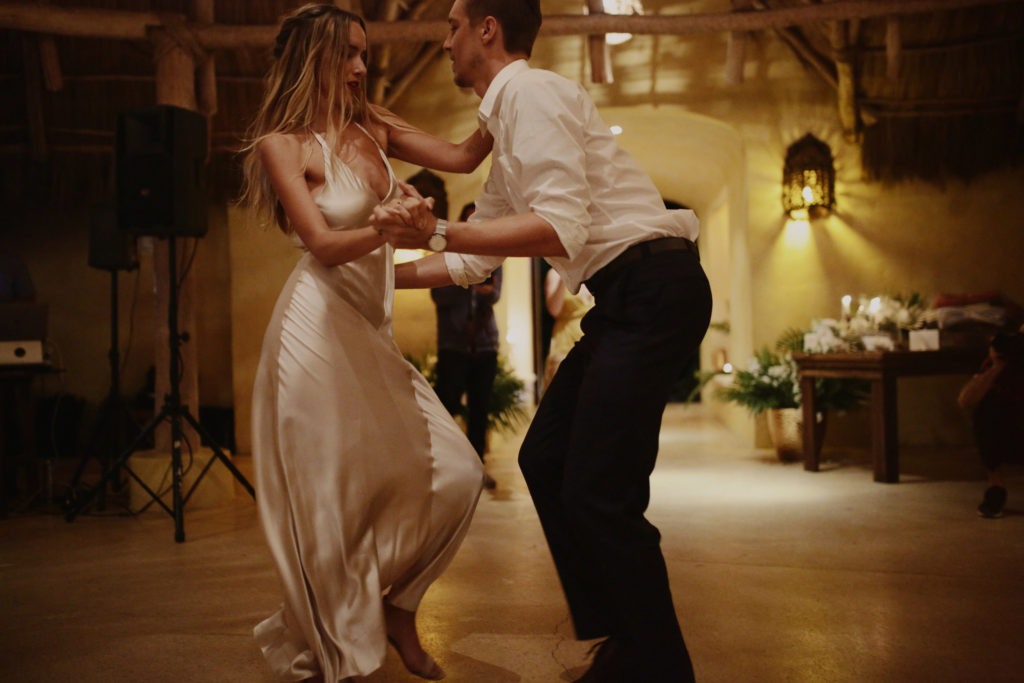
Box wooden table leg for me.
[871,374,899,483]
[801,375,819,471]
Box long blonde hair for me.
[239,4,374,232]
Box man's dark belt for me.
[584,237,698,294]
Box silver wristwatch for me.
[427,219,448,252]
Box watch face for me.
[428,234,447,252]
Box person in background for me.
[543,268,593,392]
[958,324,1024,518]
[431,202,502,489]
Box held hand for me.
[397,180,423,200]
[370,195,437,249]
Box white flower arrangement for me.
[851,293,931,333]
[714,294,931,414]
[810,293,935,351]
[803,318,853,353]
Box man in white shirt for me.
[374,1,711,680]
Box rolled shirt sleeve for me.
[501,77,592,262]
[443,189,507,287]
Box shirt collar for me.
[477,59,530,133]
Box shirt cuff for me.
[532,207,588,262]
[443,251,471,288]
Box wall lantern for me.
[782,133,835,219]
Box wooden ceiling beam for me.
[371,0,402,104]
[859,31,1023,53]
[37,36,62,91]
[384,42,443,108]
[725,0,755,86]
[830,20,861,141]
[885,16,901,81]
[586,0,613,84]
[751,1,837,89]
[378,0,454,105]
[34,1,62,92]
[0,3,166,40]
[194,0,217,117]
[408,0,442,21]
[2,0,1020,45]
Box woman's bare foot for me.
[383,602,445,680]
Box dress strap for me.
[310,131,335,186]
[353,122,391,168]
[353,122,396,199]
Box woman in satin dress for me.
[239,5,490,681]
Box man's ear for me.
[480,16,499,46]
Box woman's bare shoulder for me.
[362,108,393,146]
[259,131,307,158]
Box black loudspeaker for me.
[88,206,138,271]
[116,105,208,237]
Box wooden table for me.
[792,348,986,483]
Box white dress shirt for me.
[443,60,700,294]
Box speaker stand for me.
[66,237,254,541]
[64,269,136,512]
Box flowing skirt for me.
[252,255,483,681]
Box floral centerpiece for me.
[834,292,933,349]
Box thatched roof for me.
[1,0,1022,207]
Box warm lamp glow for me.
[783,134,835,219]
[783,219,811,248]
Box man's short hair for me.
[465,0,542,57]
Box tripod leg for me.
[66,392,131,512]
[67,268,131,511]
[170,408,185,543]
[181,409,255,499]
[65,406,170,522]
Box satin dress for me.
[251,125,484,681]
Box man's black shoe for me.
[575,638,622,682]
[978,485,1007,518]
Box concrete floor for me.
[1,404,1022,682]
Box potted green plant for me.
[405,352,529,434]
[718,329,868,461]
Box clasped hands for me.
[370,182,440,250]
